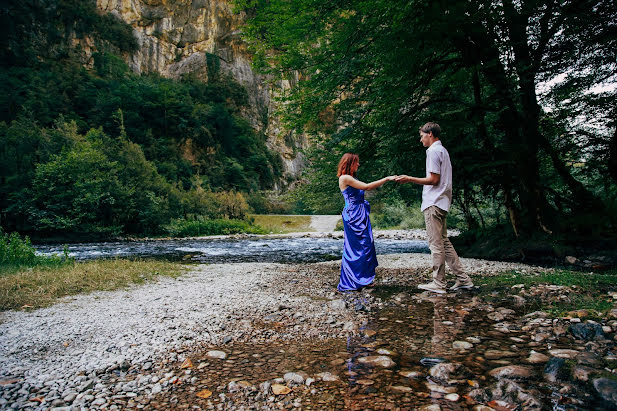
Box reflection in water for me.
[150,287,611,410]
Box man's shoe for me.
[418,282,446,294]
[449,281,474,291]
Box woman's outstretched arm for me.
[340,174,396,191]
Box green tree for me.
[238,0,616,237]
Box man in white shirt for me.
[395,122,473,294]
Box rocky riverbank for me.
[1,254,615,409]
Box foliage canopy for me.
[238,0,617,238]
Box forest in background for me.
[238,0,617,260]
[0,0,283,239]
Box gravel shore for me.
[0,253,549,409]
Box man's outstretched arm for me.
[395,173,440,186]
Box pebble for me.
[549,349,579,359]
[357,355,396,368]
[206,350,227,360]
[453,341,473,350]
[489,365,535,380]
[526,351,549,364]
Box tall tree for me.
[238,0,616,236]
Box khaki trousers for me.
[423,205,470,288]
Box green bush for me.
[165,217,265,237]
[372,200,425,229]
[0,230,72,271]
[246,191,292,214]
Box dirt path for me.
[310,215,341,232]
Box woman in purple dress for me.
[337,153,395,291]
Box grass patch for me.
[479,269,617,289]
[1,230,73,275]
[166,217,266,237]
[479,269,617,318]
[0,259,186,311]
[249,214,312,234]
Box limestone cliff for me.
[95,0,305,187]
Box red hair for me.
[337,153,359,177]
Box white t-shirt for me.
[421,140,453,212]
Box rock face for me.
[95,0,306,184]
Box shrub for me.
[372,200,425,229]
[165,217,265,237]
[0,229,72,271]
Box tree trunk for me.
[609,125,617,184]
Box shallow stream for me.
[35,237,429,264]
[140,287,615,410]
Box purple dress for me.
[337,186,378,291]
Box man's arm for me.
[394,173,440,186]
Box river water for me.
[35,236,429,264]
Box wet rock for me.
[569,323,604,341]
[487,312,505,322]
[420,357,446,367]
[315,372,339,382]
[429,363,458,383]
[571,365,596,382]
[393,292,410,303]
[399,370,423,378]
[549,349,579,359]
[576,351,603,367]
[544,357,568,382]
[445,393,459,401]
[283,372,304,385]
[485,350,518,360]
[390,385,413,393]
[453,341,473,350]
[593,378,617,406]
[490,380,542,409]
[526,351,549,364]
[357,355,395,368]
[376,348,397,356]
[206,350,227,360]
[468,389,490,403]
[425,382,457,394]
[362,329,377,338]
[271,384,291,395]
[511,295,526,306]
[489,365,535,380]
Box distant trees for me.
[0,0,282,237]
[239,0,616,237]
